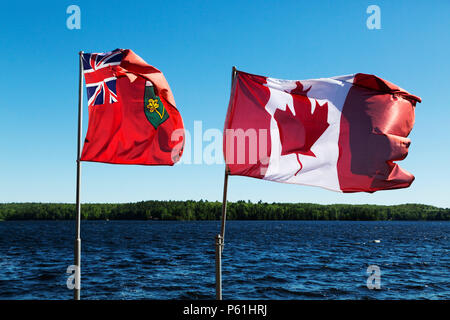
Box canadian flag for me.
[223,70,421,193]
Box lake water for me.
[0,220,448,299]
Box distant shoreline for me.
[0,201,448,221]
[1,219,449,222]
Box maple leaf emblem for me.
[274,81,329,175]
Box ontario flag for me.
[223,70,421,193]
[80,49,184,165]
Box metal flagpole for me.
[74,51,84,300]
[215,66,236,300]
[215,168,228,300]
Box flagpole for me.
[74,51,84,300]
[215,66,237,300]
[215,168,228,300]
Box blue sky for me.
[0,0,449,207]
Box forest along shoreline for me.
[0,201,448,221]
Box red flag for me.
[80,49,184,165]
[223,70,421,193]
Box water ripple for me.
[0,220,448,299]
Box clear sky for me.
[0,0,449,207]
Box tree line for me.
[0,201,448,221]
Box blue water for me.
[0,220,448,300]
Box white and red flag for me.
[223,70,421,193]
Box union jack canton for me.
[82,50,123,107]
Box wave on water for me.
[0,220,448,300]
